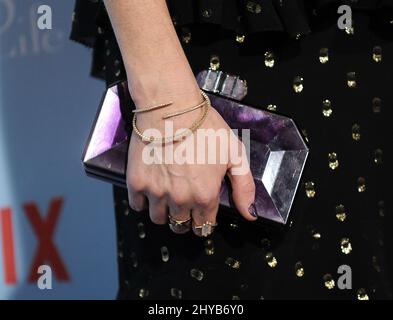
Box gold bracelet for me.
[132,101,173,113]
[132,91,211,144]
[162,99,206,120]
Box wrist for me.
[129,74,200,106]
[131,84,204,132]
[129,73,202,121]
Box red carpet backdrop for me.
[0,0,117,299]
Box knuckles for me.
[148,186,166,199]
[127,171,223,211]
[127,174,145,193]
[193,188,219,208]
[170,193,190,208]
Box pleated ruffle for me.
[70,0,393,81]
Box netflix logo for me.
[0,197,70,285]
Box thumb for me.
[227,139,257,221]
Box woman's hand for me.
[127,98,257,236]
[104,0,256,235]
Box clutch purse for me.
[82,70,308,224]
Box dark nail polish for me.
[248,203,258,217]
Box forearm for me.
[103,0,200,113]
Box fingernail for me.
[248,203,258,218]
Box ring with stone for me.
[193,221,218,237]
[168,214,192,234]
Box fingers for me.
[127,166,223,235]
[127,173,169,225]
[168,205,192,234]
[147,196,168,225]
[128,187,221,236]
[191,201,219,237]
[129,187,171,226]
[127,173,147,211]
[227,169,257,221]
[127,189,147,211]
[228,139,257,221]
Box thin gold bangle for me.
[162,100,206,119]
[132,91,211,144]
[132,103,209,143]
[132,101,173,113]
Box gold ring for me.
[193,221,218,237]
[168,214,192,234]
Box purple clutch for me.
[83,79,308,224]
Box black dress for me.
[71,0,393,300]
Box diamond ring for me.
[193,221,218,237]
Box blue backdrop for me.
[0,0,117,299]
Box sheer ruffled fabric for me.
[168,0,393,36]
[70,0,393,81]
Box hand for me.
[104,0,256,236]
[126,95,257,237]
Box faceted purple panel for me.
[83,83,308,225]
[209,95,309,224]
